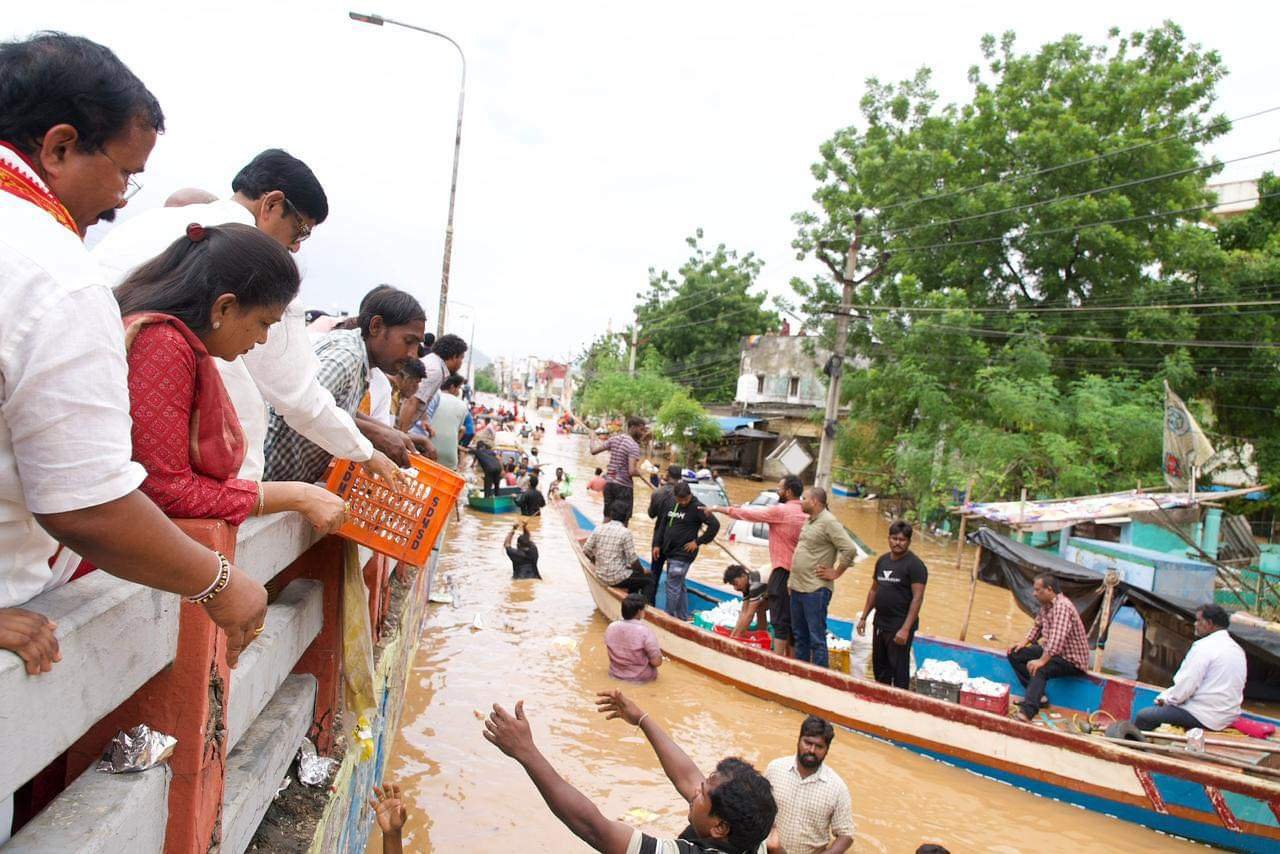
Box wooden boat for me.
[561,502,1280,852]
[468,493,517,514]
[832,482,855,497]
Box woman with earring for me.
[113,222,345,532]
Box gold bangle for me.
[254,485,266,517]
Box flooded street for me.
[369,430,1200,853]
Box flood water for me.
[367,430,1202,853]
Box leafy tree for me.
[579,368,679,419]
[473,364,500,394]
[637,230,779,402]
[654,391,723,466]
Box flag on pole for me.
[1163,381,1215,491]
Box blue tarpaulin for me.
[713,416,760,434]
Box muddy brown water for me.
[366,431,1202,853]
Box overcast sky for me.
[9,2,1277,364]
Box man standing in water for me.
[765,716,855,854]
[590,416,645,525]
[707,474,806,657]
[483,690,776,853]
[854,521,927,689]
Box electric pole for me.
[815,214,881,491]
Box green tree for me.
[654,391,723,467]
[637,230,779,402]
[579,368,680,419]
[473,364,500,394]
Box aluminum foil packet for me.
[97,724,177,773]
[296,736,339,787]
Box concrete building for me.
[734,330,829,408]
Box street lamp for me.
[349,10,466,338]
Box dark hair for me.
[432,333,468,361]
[627,415,646,430]
[666,464,683,481]
[605,500,629,523]
[231,148,329,224]
[1033,573,1062,594]
[441,373,465,392]
[708,758,776,853]
[528,474,539,489]
[0,33,164,157]
[358,286,425,338]
[621,594,646,620]
[115,223,299,332]
[888,520,913,539]
[800,714,835,746]
[723,564,749,585]
[594,467,603,476]
[780,475,804,500]
[517,532,533,550]
[672,481,692,499]
[916,846,951,854]
[422,332,436,349]
[1198,603,1230,629]
[400,359,427,380]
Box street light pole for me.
[349,11,465,337]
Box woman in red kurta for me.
[114,222,344,530]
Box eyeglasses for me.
[282,197,312,244]
[99,149,142,201]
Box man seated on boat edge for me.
[1134,603,1246,732]
[765,715,855,854]
[722,565,769,638]
[605,594,663,683]
[584,500,652,600]
[1006,574,1090,723]
[854,520,928,689]
[482,690,778,854]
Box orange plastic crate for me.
[959,685,1010,715]
[325,454,464,566]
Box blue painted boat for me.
[562,502,1280,852]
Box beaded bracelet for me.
[188,551,232,604]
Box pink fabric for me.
[1229,717,1276,739]
[726,500,806,569]
[605,619,660,683]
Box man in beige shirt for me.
[765,716,855,854]
[789,488,857,667]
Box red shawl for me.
[0,141,79,236]
[122,313,246,480]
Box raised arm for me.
[596,690,703,802]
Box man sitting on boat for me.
[1006,574,1090,723]
[1135,603,1245,733]
[483,689,778,854]
[765,716,855,854]
[722,565,769,639]
[584,501,652,599]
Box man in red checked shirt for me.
[1007,573,1091,722]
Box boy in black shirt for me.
[856,520,928,688]
[722,564,768,638]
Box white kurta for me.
[91,199,373,479]
[1157,628,1247,731]
[0,160,145,608]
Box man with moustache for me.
[765,716,855,854]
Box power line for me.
[870,104,1280,216]
[822,296,1280,316]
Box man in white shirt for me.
[1136,604,1247,732]
[92,149,401,484]
[0,33,266,669]
[765,716,855,854]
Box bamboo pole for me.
[1141,730,1280,756]
[953,478,974,570]
[1100,737,1280,780]
[958,545,983,642]
[1092,570,1119,672]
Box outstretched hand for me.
[483,700,537,763]
[370,783,407,833]
[595,689,645,726]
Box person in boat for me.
[721,565,769,638]
[1006,574,1090,723]
[397,333,466,439]
[503,462,520,487]
[790,488,857,668]
[590,415,646,526]
[471,427,503,497]
[113,223,346,538]
[853,520,927,689]
[1134,603,1245,733]
[504,522,541,579]
[587,468,607,493]
[764,715,855,854]
[483,689,777,854]
[264,286,426,484]
[584,500,652,599]
[515,474,546,517]
[653,481,721,621]
[0,33,259,679]
[707,475,806,658]
[604,593,662,683]
[428,373,469,471]
[646,465,686,606]
[93,149,404,487]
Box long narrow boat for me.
[561,502,1280,852]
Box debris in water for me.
[622,807,660,824]
[471,614,486,631]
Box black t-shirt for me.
[742,570,767,603]
[655,496,720,559]
[872,550,928,633]
[515,488,545,516]
[506,544,541,579]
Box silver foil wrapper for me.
[296,737,338,787]
[97,724,177,773]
